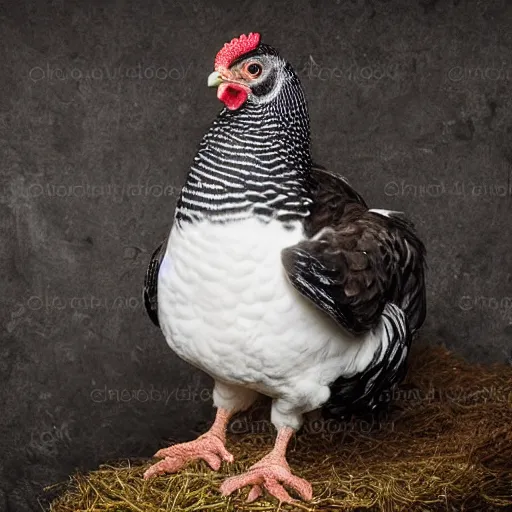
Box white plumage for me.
[158,218,388,431]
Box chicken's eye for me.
[245,62,262,78]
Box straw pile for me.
[48,344,512,511]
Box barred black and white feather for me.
[175,57,312,225]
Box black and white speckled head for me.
[209,40,300,111]
[176,34,312,225]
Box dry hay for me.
[48,344,512,511]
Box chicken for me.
[142,32,426,504]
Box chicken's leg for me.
[143,407,234,478]
[220,426,312,503]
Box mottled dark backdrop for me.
[1,0,511,510]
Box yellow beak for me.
[207,71,223,88]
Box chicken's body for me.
[142,33,426,504]
[158,216,390,429]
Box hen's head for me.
[207,33,293,111]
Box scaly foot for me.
[143,431,234,479]
[220,451,312,504]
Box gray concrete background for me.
[0,0,511,510]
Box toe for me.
[220,472,263,496]
[263,479,296,504]
[259,464,312,501]
[154,447,171,459]
[219,477,238,496]
[201,434,234,463]
[280,473,313,501]
[143,457,182,479]
[217,444,234,463]
[201,452,222,471]
[143,462,163,479]
[246,485,263,502]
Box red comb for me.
[214,32,261,70]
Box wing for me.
[143,237,168,328]
[282,165,426,335]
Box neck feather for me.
[176,74,312,225]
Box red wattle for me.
[217,83,249,110]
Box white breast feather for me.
[157,218,383,414]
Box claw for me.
[143,432,233,479]
[220,458,312,504]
